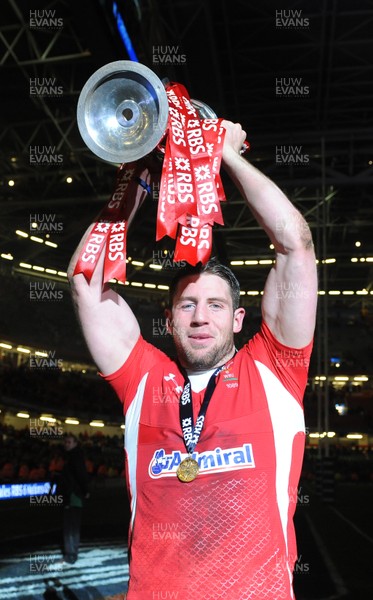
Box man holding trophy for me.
[69,62,317,599]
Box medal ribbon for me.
[179,366,223,455]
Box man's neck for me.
[184,348,237,391]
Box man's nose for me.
[191,304,209,324]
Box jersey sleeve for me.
[100,335,171,413]
[245,320,313,405]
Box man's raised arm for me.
[221,121,317,348]
[67,177,149,375]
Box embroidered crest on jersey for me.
[148,443,255,479]
[222,368,239,388]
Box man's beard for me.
[173,336,234,372]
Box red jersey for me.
[103,321,312,600]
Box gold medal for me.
[176,457,199,482]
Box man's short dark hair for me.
[169,257,241,310]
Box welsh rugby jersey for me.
[103,321,312,600]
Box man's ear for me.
[164,308,173,335]
[233,307,245,333]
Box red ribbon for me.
[73,162,147,285]
[156,82,226,266]
[74,80,243,285]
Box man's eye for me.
[181,303,194,309]
[210,303,222,309]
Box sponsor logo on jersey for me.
[164,372,183,394]
[148,443,255,479]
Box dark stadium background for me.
[0,0,372,598]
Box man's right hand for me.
[221,120,247,166]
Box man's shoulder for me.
[134,337,176,375]
[102,335,177,408]
[103,335,172,379]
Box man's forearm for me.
[223,151,313,254]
